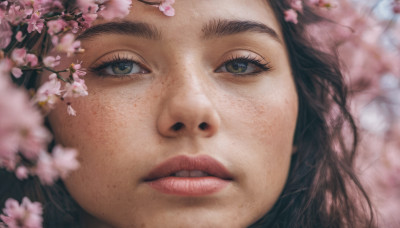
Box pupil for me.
[117,63,128,70]
[112,62,132,74]
[229,61,247,73]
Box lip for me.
[144,155,233,196]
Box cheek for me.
[218,78,298,213]
[47,91,154,213]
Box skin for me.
[48,0,298,227]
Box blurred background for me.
[313,0,400,227]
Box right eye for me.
[90,58,150,77]
[107,61,140,75]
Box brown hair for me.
[1,1,376,227]
[248,1,376,227]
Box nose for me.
[157,75,221,138]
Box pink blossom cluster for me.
[0,197,42,228]
[157,0,175,17]
[1,0,175,226]
[284,0,338,24]
[0,66,79,185]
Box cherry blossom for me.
[15,31,23,42]
[63,78,88,98]
[26,11,44,33]
[42,55,61,68]
[35,146,79,185]
[98,0,132,20]
[284,9,299,24]
[34,76,62,110]
[308,0,338,8]
[67,104,77,116]
[10,67,22,78]
[290,0,303,12]
[52,33,82,57]
[10,48,27,66]
[51,145,79,178]
[0,197,42,228]
[46,19,67,35]
[0,22,12,49]
[25,54,38,67]
[158,0,175,17]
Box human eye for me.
[215,55,272,76]
[89,54,150,77]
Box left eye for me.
[104,61,147,75]
[216,58,269,75]
[225,61,252,74]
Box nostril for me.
[171,122,184,131]
[199,122,209,130]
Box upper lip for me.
[144,155,233,181]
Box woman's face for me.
[48,0,298,227]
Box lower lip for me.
[147,177,230,196]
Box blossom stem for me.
[43,67,69,82]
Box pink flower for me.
[51,145,79,178]
[26,12,44,33]
[34,76,62,110]
[290,0,303,12]
[98,0,132,20]
[15,166,29,180]
[0,197,43,228]
[63,78,88,98]
[159,0,175,17]
[11,48,27,66]
[67,20,80,33]
[18,123,52,161]
[77,0,99,13]
[15,31,24,42]
[35,145,80,184]
[11,48,38,67]
[46,19,67,35]
[6,4,27,25]
[43,55,61,68]
[67,104,76,116]
[53,33,82,57]
[71,63,87,79]
[35,151,58,185]
[0,67,51,166]
[0,22,12,49]
[284,9,298,24]
[80,12,98,29]
[25,54,38,67]
[11,67,23,78]
[308,0,337,8]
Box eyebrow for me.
[77,21,161,40]
[77,19,281,43]
[202,19,281,43]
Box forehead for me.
[89,0,283,41]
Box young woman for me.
[0,0,376,227]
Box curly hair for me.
[0,0,376,227]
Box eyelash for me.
[216,55,272,75]
[89,55,149,77]
[89,54,271,77]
